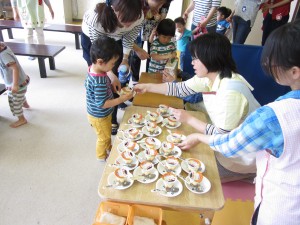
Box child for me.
[148,18,177,73]
[180,21,300,224]
[216,6,232,35]
[0,42,30,128]
[174,17,192,71]
[85,36,133,161]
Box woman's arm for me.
[134,82,168,95]
[183,1,195,20]
[44,0,54,19]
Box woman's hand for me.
[11,84,19,93]
[107,71,121,93]
[169,108,192,123]
[135,47,149,60]
[177,133,201,150]
[133,83,148,94]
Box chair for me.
[231,44,290,105]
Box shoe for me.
[111,123,119,135]
[118,102,128,110]
[97,158,106,162]
[28,56,36,60]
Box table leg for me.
[49,57,56,70]
[38,57,47,78]
[74,33,80,49]
[7,28,13,39]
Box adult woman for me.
[81,0,144,135]
[196,20,300,225]
[134,33,261,182]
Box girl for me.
[81,0,143,135]
[134,33,261,182]
[190,20,300,225]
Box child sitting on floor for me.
[85,36,133,161]
[0,42,30,128]
[148,18,177,73]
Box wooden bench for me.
[0,20,82,49]
[5,42,65,78]
[0,83,6,95]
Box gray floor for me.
[0,29,128,225]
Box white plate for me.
[155,178,183,197]
[127,118,146,128]
[181,159,206,173]
[137,151,159,165]
[156,108,172,117]
[117,141,140,154]
[166,134,187,144]
[142,126,162,137]
[139,138,161,150]
[157,160,182,175]
[185,176,211,194]
[123,131,144,141]
[145,114,164,124]
[162,119,181,129]
[132,167,159,184]
[115,156,139,170]
[107,172,134,190]
[159,146,182,158]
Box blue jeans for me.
[232,15,251,44]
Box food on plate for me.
[169,132,182,143]
[145,148,158,161]
[124,141,137,151]
[158,104,168,114]
[131,113,143,124]
[148,111,160,122]
[162,172,177,188]
[187,158,202,172]
[167,116,177,127]
[145,137,157,149]
[140,161,155,175]
[161,141,175,155]
[188,171,203,186]
[146,121,157,133]
[126,128,140,139]
[121,150,135,164]
[114,168,130,183]
[120,86,133,95]
[165,156,179,170]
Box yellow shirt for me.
[185,73,251,131]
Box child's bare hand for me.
[120,92,133,102]
[171,52,177,58]
[11,85,19,93]
[169,108,191,123]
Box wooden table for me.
[98,106,224,222]
[133,72,184,109]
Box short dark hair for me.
[261,19,300,81]
[217,6,232,19]
[95,0,142,33]
[189,32,237,79]
[156,18,176,36]
[174,17,186,26]
[90,36,121,64]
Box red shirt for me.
[262,0,293,20]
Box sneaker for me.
[97,158,106,162]
[111,123,119,135]
[28,56,36,60]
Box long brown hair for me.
[95,0,142,33]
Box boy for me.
[85,37,133,161]
[0,42,30,128]
[216,6,232,35]
[148,18,177,73]
[174,17,192,71]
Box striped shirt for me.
[148,39,176,73]
[81,8,144,55]
[85,68,114,118]
[209,90,300,159]
[192,0,221,27]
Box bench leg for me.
[75,33,80,49]
[7,28,13,39]
[49,57,56,70]
[0,30,3,42]
[38,57,47,78]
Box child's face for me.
[217,12,225,22]
[175,23,185,33]
[0,42,5,51]
[158,35,173,45]
[97,56,119,72]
